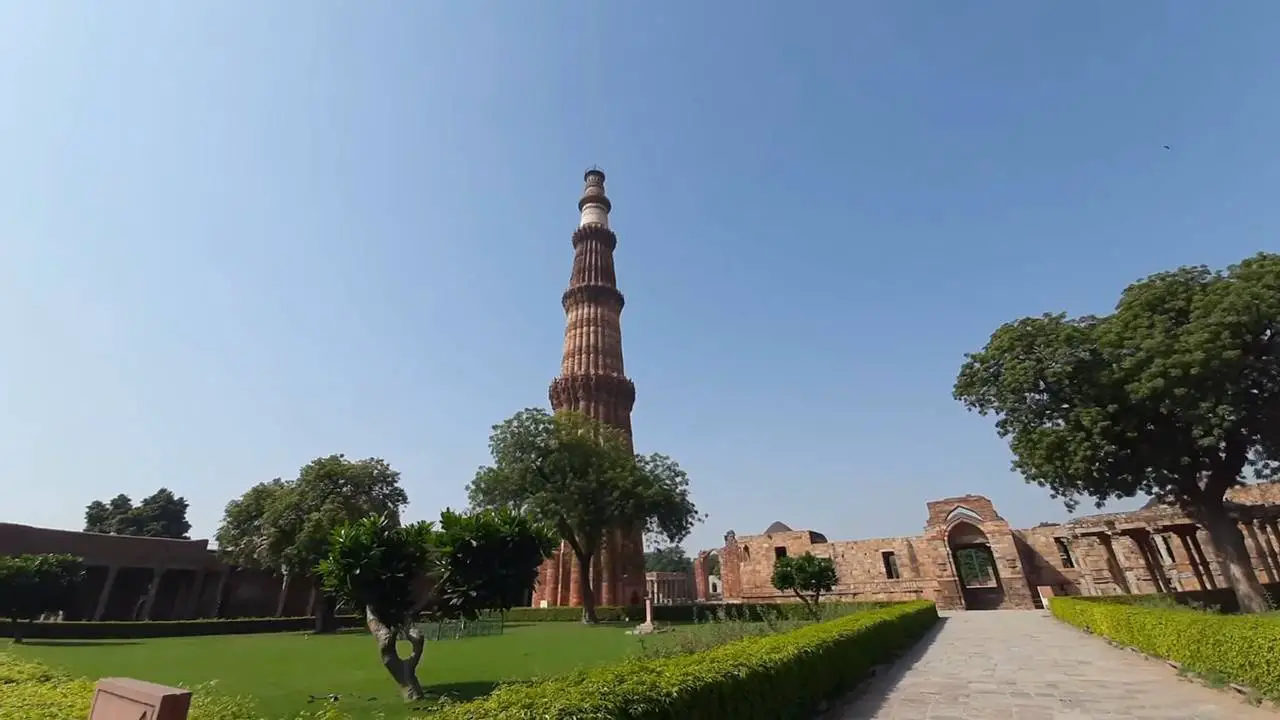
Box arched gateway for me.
[947,519,1005,610]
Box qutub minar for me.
[531,168,647,608]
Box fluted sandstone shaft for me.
[532,169,646,609]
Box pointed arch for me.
[945,506,984,526]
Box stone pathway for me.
[832,610,1275,719]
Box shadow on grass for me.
[14,640,142,647]
[821,616,949,720]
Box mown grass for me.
[8,622,641,719]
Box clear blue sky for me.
[3,3,1278,555]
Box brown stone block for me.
[89,678,192,720]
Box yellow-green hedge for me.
[1050,597,1280,699]
[0,653,345,720]
[423,600,939,719]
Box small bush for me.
[424,600,938,719]
[1050,596,1280,700]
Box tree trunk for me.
[366,607,426,701]
[10,618,22,644]
[313,590,338,634]
[1197,502,1273,613]
[577,553,598,624]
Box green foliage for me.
[431,508,556,618]
[636,602,866,660]
[84,489,191,539]
[0,615,366,640]
[0,555,85,641]
[318,508,554,701]
[644,544,693,574]
[502,601,891,624]
[318,514,434,628]
[0,653,283,720]
[954,252,1280,611]
[1050,596,1280,700]
[423,601,938,719]
[468,408,701,621]
[771,552,838,617]
[318,509,554,628]
[217,455,409,576]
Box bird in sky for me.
[1162,145,1172,150]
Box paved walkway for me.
[833,610,1275,720]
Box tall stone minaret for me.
[533,169,646,609]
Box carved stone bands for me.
[548,373,637,415]
[571,223,618,251]
[562,283,625,312]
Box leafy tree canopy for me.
[215,455,409,630]
[770,552,837,617]
[953,252,1280,612]
[0,554,85,643]
[644,545,693,574]
[84,489,190,539]
[467,408,702,622]
[317,509,554,701]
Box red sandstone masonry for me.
[715,485,1280,610]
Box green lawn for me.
[9,622,643,719]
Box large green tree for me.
[0,554,85,643]
[467,408,702,623]
[644,545,693,574]
[216,455,409,631]
[317,509,553,701]
[84,489,191,539]
[954,252,1280,613]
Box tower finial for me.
[579,166,611,227]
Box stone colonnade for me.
[645,573,692,605]
[1066,513,1280,595]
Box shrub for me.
[1050,596,1280,700]
[503,600,893,624]
[424,600,938,719]
[0,615,366,641]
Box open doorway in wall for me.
[948,521,1005,610]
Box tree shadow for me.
[16,640,142,647]
[821,616,950,720]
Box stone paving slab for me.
[831,610,1275,720]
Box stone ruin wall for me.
[715,482,1280,610]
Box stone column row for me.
[92,566,233,621]
[1248,517,1280,584]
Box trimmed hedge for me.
[0,614,365,640]
[504,601,893,624]
[1050,596,1280,700]
[424,600,939,719]
[3,602,896,639]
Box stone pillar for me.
[1190,533,1219,589]
[1260,519,1280,579]
[94,566,119,621]
[568,544,584,607]
[210,568,231,618]
[183,571,207,619]
[1244,522,1278,583]
[600,533,615,607]
[141,568,165,621]
[1177,532,1209,591]
[305,586,318,617]
[544,549,561,607]
[1135,532,1171,593]
[1098,535,1131,594]
[693,554,709,601]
